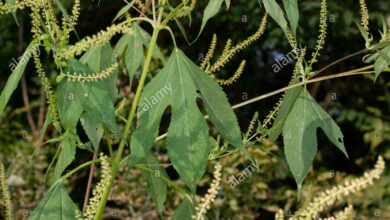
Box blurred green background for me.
[1,0,390,219]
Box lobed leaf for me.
[283,88,348,188]
[129,49,247,192]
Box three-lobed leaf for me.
[283,88,348,187]
[129,49,248,192]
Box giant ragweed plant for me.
[0,0,389,219]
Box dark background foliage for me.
[1,0,390,219]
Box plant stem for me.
[83,153,97,212]
[93,2,167,218]
[309,48,369,79]
[231,65,374,110]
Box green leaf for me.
[32,112,52,158]
[53,0,79,39]
[283,88,348,187]
[174,17,191,45]
[112,0,136,22]
[124,32,144,81]
[0,41,37,115]
[186,56,251,160]
[354,20,369,42]
[139,152,168,215]
[224,0,231,10]
[28,181,80,220]
[53,140,76,180]
[80,113,103,151]
[114,26,164,65]
[193,0,224,43]
[374,46,390,82]
[269,81,303,141]
[112,30,143,81]
[80,43,118,101]
[282,0,299,37]
[263,0,289,38]
[171,199,196,220]
[58,58,124,141]
[6,0,19,25]
[57,74,84,132]
[130,49,245,192]
[134,25,165,61]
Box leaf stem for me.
[61,159,101,180]
[93,1,167,218]
[309,48,369,79]
[104,128,114,158]
[133,164,193,204]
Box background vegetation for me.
[0,0,389,219]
